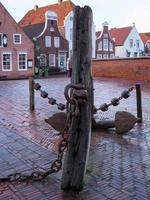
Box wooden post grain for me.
[61,6,93,191]
[29,77,35,111]
[136,84,143,123]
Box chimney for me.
[34,5,38,11]
[132,22,135,27]
[58,0,63,3]
[102,21,109,32]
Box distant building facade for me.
[23,10,69,74]
[96,23,144,59]
[0,2,34,79]
[110,24,144,58]
[19,0,96,70]
[140,33,150,56]
[96,22,115,59]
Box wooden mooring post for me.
[29,77,35,111]
[61,6,93,191]
[136,83,143,123]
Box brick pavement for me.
[0,76,149,199]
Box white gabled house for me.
[110,23,144,58]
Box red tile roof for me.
[19,1,75,27]
[109,27,132,46]
[96,26,133,46]
[140,33,150,44]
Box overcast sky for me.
[1,0,150,33]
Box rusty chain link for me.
[95,86,135,113]
[0,83,86,185]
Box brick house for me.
[0,2,34,79]
[96,22,115,59]
[23,10,69,74]
[140,33,150,56]
[19,0,96,73]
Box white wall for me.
[64,11,74,59]
[115,46,126,58]
[64,11,96,59]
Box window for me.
[49,54,55,66]
[0,34,2,47]
[136,40,140,48]
[134,52,137,57]
[70,28,73,40]
[126,50,131,57]
[109,42,113,51]
[103,33,108,38]
[18,53,27,70]
[98,41,102,50]
[2,52,12,71]
[130,39,133,48]
[103,54,108,59]
[40,54,47,66]
[45,36,51,47]
[110,54,114,58]
[13,34,21,44]
[103,39,108,51]
[0,34,7,47]
[50,27,54,32]
[97,54,102,59]
[54,37,60,48]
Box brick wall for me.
[0,3,34,79]
[92,57,150,81]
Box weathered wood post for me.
[136,83,143,123]
[61,6,93,191]
[29,77,35,111]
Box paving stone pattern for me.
[0,76,149,199]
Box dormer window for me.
[13,34,21,44]
[130,39,133,48]
[103,33,108,38]
[50,27,54,32]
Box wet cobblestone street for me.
[0,76,149,199]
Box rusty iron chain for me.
[95,86,135,113]
[0,83,85,185]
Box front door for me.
[58,52,67,72]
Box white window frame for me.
[2,52,12,71]
[130,39,133,48]
[45,36,51,47]
[103,54,108,59]
[0,33,3,47]
[18,52,27,71]
[49,54,55,67]
[54,37,60,48]
[98,41,102,50]
[109,42,113,51]
[110,54,114,58]
[97,54,102,59]
[136,40,140,48]
[13,34,21,44]
[103,39,108,51]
